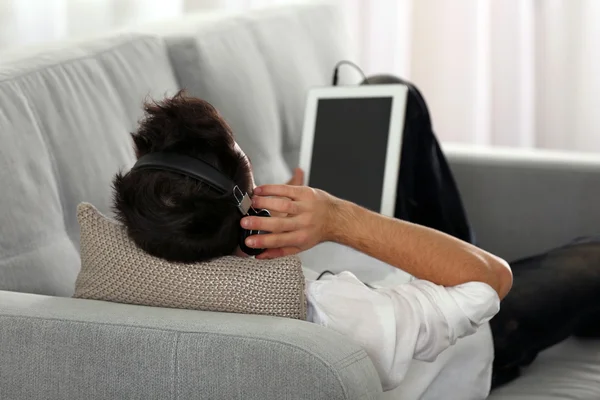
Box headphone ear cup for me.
[239,209,271,256]
[255,209,271,218]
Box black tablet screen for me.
[308,97,394,212]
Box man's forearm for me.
[329,199,512,299]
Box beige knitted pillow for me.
[74,203,306,320]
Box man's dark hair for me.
[113,91,252,263]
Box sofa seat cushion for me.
[0,33,178,296]
[488,338,600,399]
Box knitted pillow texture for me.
[74,203,306,319]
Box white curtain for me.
[341,0,600,152]
[1,0,599,153]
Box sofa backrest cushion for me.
[141,14,291,186]
[0,34,179,296]
[243,2,352,168]
[140,2,350,182]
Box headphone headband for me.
[131,152,251,215]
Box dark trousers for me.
[490,237,600,388]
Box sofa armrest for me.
[444,144,600,261]
[0,290,381,400]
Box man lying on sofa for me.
[107,92,512,397]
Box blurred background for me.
[1,0,599,153]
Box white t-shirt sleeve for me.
[306,272,499,391]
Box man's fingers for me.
[245,231,306,249]
[251,196,303,214]
[255,249,284,259]
[254,184,305,200]
[255,247,301,260]
[241,215,299,233]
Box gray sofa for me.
[0,2,599,399]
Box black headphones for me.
[131,152,270,256]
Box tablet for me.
[299,85,408,216]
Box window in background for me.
[0,0,598,153]
[341,0,600,153]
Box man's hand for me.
[241,185,341,259]
[267,168,305,218]
[243,184,512,299]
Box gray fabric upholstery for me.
[445,144,600,261]
[242,2,351,168]
[0,33,178,296]
[0,290,382,400]
[487,338,600,400]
